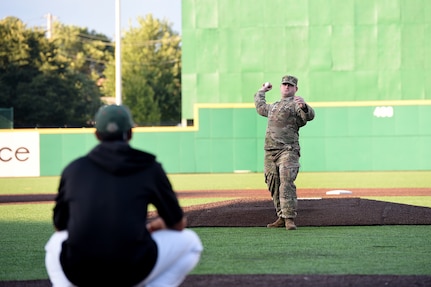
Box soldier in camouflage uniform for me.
[254,75,315,230]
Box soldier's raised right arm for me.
[254,82,272,117]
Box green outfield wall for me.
[2,101,429,177]
[181,0,431,119]
[174,0,431,174]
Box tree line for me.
[0,15,181,128]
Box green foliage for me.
[0,15,182,127]
[0,17,33,68]
[0,17,105,127]
[51,22,114,80]
[123,71,161,124]
[12,72,101,126]
[103,15,182,126]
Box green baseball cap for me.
[95,105,134,137]
[281,75,298,86]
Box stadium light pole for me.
[115,0,122,105]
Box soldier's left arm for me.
[302,103,315,121]
[295,95,315,122]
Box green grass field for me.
[0,172,430,281]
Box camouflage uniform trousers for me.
[264,148,300,219]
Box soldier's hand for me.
[294,96,307,110]
[259,82,272,92]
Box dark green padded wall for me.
[39,103,431,175]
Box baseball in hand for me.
[263,82,272,89]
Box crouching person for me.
[45,105,203,287]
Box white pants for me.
[45,230,203,287]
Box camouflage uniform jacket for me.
[254,91,315,151]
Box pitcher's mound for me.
[182,198,431,227]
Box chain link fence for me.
[0,107,13,129]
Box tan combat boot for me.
[266,217,285,228]
[285,218,297,230]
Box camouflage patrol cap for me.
[95,105,134,139]
[281,75,298,86]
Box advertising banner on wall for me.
[0,132,40,177]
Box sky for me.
[1,0,182,39]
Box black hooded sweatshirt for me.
[53,141,184,287]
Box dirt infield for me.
[3,187,431,204]
[1,188,431,287]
